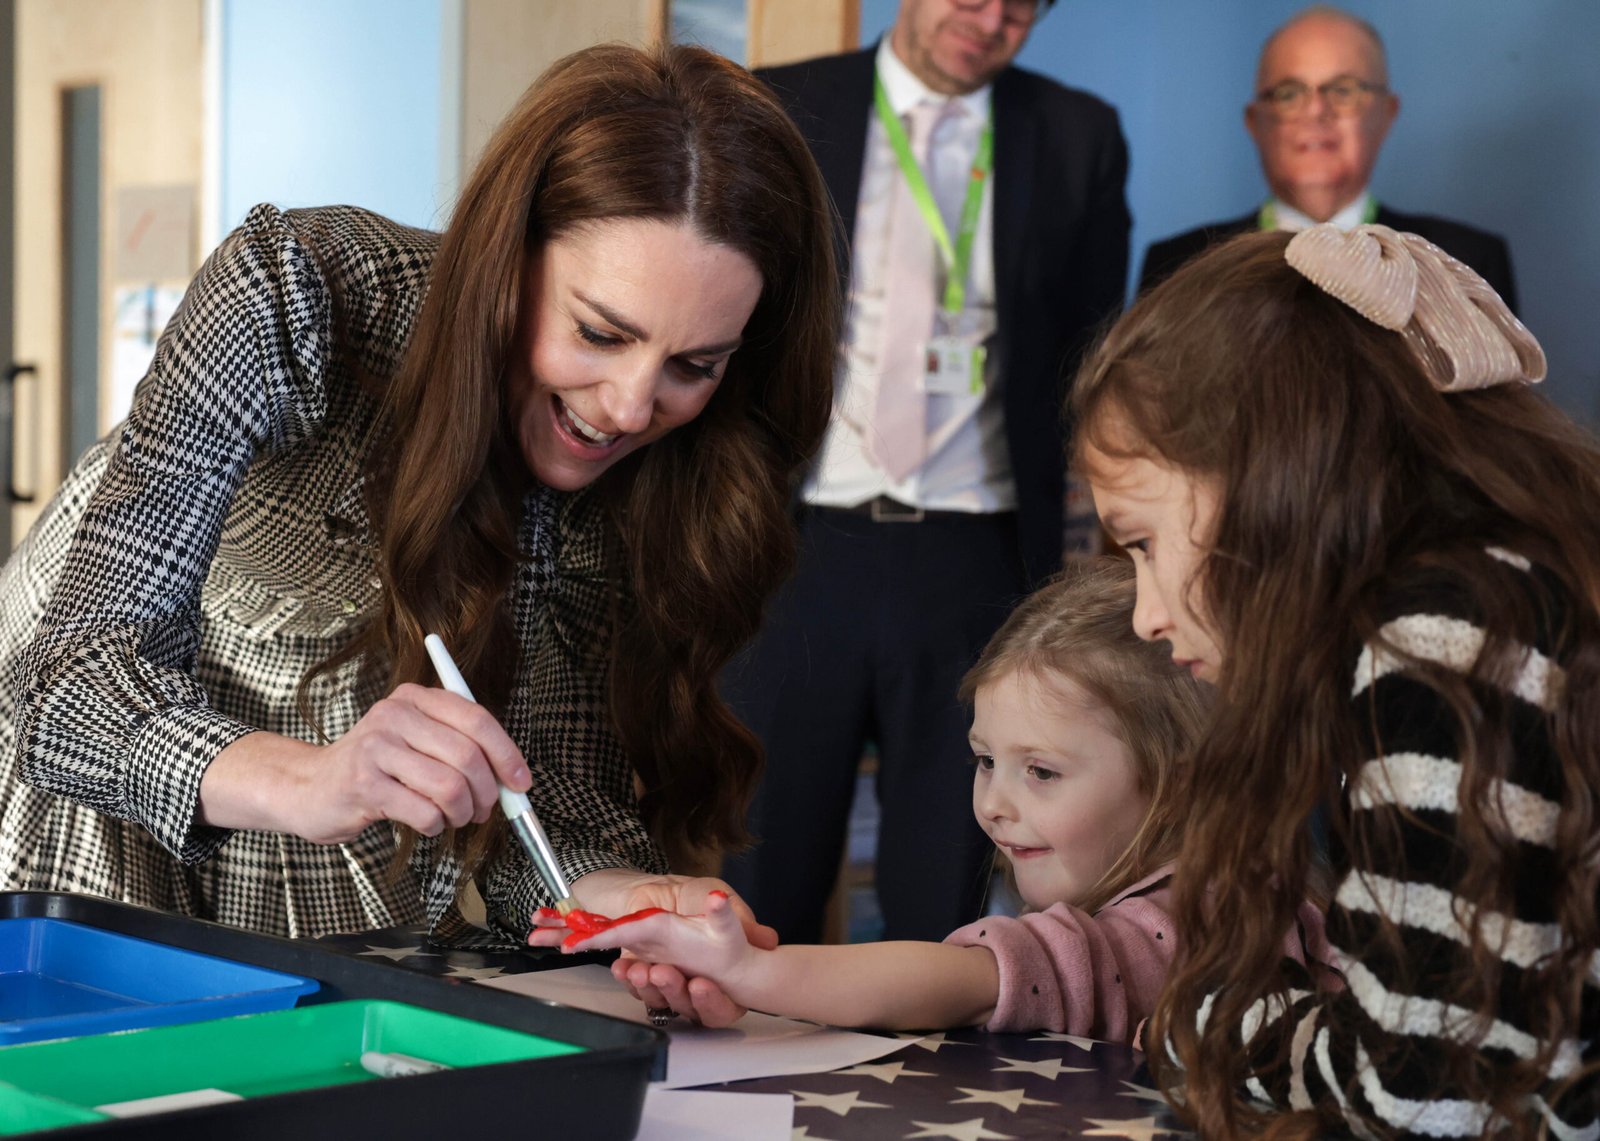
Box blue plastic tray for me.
[0,918,318,1045]
[0,893,660,1140]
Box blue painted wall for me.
[860,0,1600,418]
[219,0,446,234]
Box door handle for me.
[3,363,37,504]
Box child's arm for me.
[532,892,1000,1030]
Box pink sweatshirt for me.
[944,864,1329,1041]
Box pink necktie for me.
[872,99,947,482]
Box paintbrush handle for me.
[423,634,578,911]
[507,808,578,909]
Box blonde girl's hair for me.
[959,557,1210,915]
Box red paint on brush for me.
[540,906,668,950]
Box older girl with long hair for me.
[0,43,837,986]
[1076,225,1600,1137]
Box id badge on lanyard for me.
[923,336,986,396]
[875,75,993,398]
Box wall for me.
[219,0,445,232]
[11,0,204,539]
[747,0,858,67]
[456,0,662,180]
[860,0,1600,419]
[219,0,667,238]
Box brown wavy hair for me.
[312,44,838,876]
[1072,231,1600,1137]
[959,557,1211,915]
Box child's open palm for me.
[528,891,758,1007]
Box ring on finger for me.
[646,1006,675,1028]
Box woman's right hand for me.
[198,683,532,843]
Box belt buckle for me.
[870,497,925,523]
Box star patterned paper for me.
[1028,1031,1101,1052]
[1119,1079,1168,1103]
[1081,1115,1184,1140]
[896,1032,976,1053]
[316,925,1197,1140]
[904,1118,1016,1140]
[791,1090,892,1117]
[356,943,427,962]
[442,963,507,981]
[834,1060,936,1084]
[991,1055,1093,1080]
[949,1087,1057,1112]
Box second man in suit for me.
[723,0,1131,943]
[1140,5,1517,309]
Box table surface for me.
[318,926,1195,1140]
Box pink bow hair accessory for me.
[1285,222,1545,392]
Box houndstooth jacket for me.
[0,204,666,940]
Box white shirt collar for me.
[875,37,991,122]
[1271,189,1374,232]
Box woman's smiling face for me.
[505,217,763,491]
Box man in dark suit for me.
[722,0,1130,944]
[1140,5,1517,311]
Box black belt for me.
[816,496,992,524]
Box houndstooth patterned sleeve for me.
[413,488,670,945]
[483,489,669,940]
[13,204,339,864]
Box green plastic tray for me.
[0,1000,580,1114]
[0,893,660,1139]
[0,1083,105,1136]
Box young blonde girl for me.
[1075,224,1600,1138]
[535,559,1227,1038]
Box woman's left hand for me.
[609,957,748,1029]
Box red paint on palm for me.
[537,905,668,950]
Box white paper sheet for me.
[635,1089,793,1141]
[96,1089,242,1118]
[480,964,916,1088]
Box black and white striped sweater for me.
[1211,552,1599,1139]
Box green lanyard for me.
[1258,196,1379,231]
[874,74,994,316]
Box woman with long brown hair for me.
[0,42,837,994]
[1074,226,1600,1137]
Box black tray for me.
[0,892,665,1140]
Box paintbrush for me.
[423,633,580,916]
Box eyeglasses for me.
[1254,76,1388,119]
[950,0,1043,27]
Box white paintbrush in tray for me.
[423,633,580,916]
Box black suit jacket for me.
[1138,205,1518,314]
[758,48,1131,586]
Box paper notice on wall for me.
[110,284,183,424]
[114,185,194,284]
